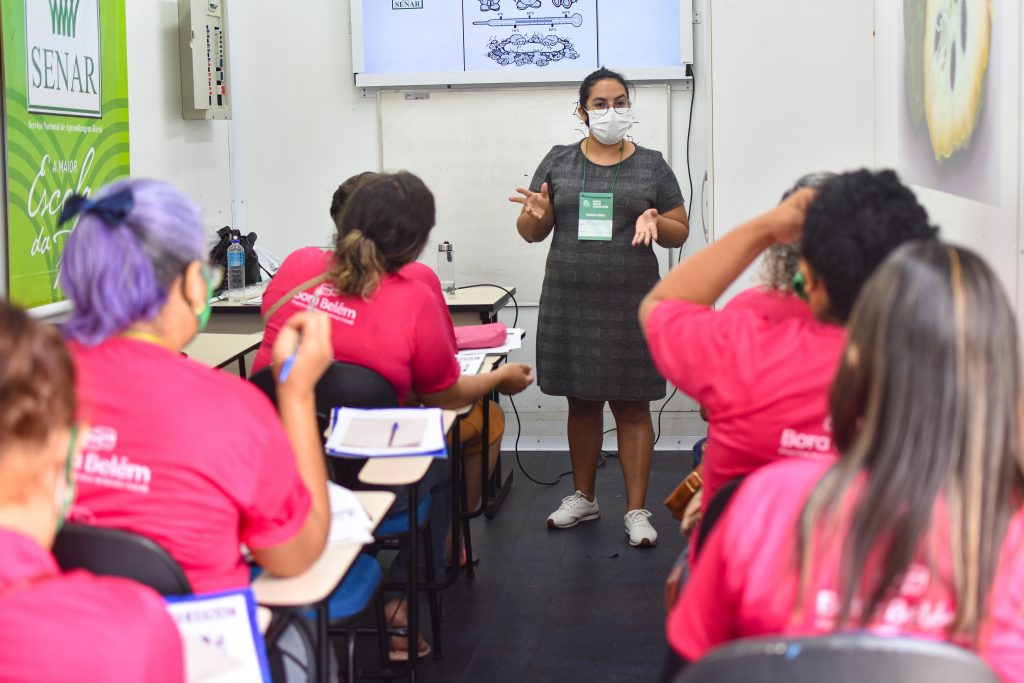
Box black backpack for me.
[209,226,261,293]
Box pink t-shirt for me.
[0,528,184,682]
[399,262,456,342]
[668,459,1024,683]
[253,248,460,402]
[723,286,814,324]
[645,299,845,515]
[70,338,312,594]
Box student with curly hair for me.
[640,170,938,550]
[665,242,1024,682]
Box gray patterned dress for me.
[530,143,685,402]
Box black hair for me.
[330,172,435,298]
[330,171,380,230]
[578,67,633,126]
[801,169,938,322]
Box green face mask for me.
[195,264,222,332]
[196,278,214,332]
[55,424,78,532]
[792,271,810,302]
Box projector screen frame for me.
[350,1,693,89]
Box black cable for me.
[598,385,679,462]
[451,287,568,486]
[508,394,573,486]
[453,283,518,329]
[680,63,697,262]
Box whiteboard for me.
[353,0,692,88]
[379,84,671,303]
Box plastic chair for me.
[250,361,399,487]
[52,523,192,596]
[673,634,1000,683]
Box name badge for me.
[578,192,614,241]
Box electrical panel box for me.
[178,0,231,120]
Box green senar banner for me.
[2,0,129,309]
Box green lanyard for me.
[581,139,625,195]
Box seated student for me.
[59,179,334,594]
[639,170,938,548]
[664,242,1024,683]
[670,172,835,544]
[254,171,533,657]
[329,172,505,524]
[0,301,184,682]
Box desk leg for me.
[407,481,419,682]
[485,458,514,518]
[317,601,329,683]
[236,355,247,380]
[452,420,470,581]
[484,390,514,518]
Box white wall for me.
[708,0,876,296]
[229,0,380,258]
[125,0,232,229]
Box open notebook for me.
[325,407,447,458]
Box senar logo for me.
[25,0,102,118]
[48,0,82,38]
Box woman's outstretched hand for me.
[510,182,551,221]
[634,208,659,246]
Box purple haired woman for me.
[59,178,334,592]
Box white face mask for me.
[586,109,635,145]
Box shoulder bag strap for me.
[262,273,330,325]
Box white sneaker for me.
[546,491,600,529]
[624,509,658,547]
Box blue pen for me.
[278,294,321,383]
[388,422,399,447]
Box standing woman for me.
[511,68,688,546]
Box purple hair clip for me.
[58,188,134,228]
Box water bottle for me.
[437,241,455,296]
[226,236,245,300]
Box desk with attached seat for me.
[182,331,263,378]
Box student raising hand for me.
[770,187,816,245]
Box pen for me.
[388,422,399,447]
[278,294,321,384]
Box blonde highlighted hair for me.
[795,242,1023,642]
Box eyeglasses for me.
[587,100,632,117]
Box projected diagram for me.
[478,0,579,10]
[484,33,580,67]
[468,0,591,70]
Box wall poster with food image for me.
[897,0,999,204]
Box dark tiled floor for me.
[403,449,692,682]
